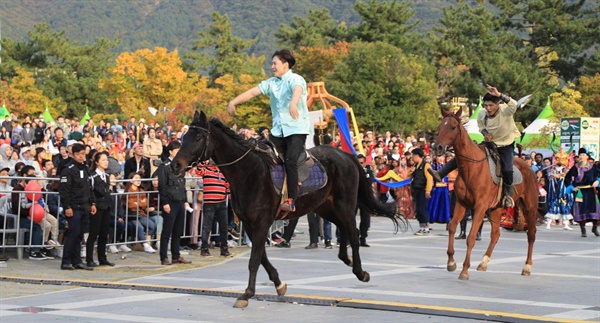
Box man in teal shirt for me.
[228,49,311,212]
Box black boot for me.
[580,222,587,237]
[592,223,599,237]
[428,159,457,182]
[501,171,514,208]
[455,231,466,240]
[455,216,468,239]
[360,238,370,247]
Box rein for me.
[187,124,253,168]
[444,115,487,163]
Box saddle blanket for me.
[487,153,523,186]
[272,157,328,197]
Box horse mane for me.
[209,118,277,166]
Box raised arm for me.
[227,87,262,115]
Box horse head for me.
[433,106,464,156]
[171,110,212,177]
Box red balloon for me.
[25,181,42,201]
[30,203,45,223]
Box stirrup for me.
[279,198,296,212]
[503,196,515,208]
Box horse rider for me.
[227,49,311,212]
[429,84,520,208]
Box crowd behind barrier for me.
[0,176,254,259]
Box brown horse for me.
[432,108,538,280]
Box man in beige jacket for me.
[143,127,163,175]
[429,84,520,208]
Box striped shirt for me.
[195,166,229,204]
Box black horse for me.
[171,111,397,308]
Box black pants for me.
[307,212,320,244]
[412,189,429,225]
[282,218,299,243]
[160,202,185,261]
[359,205,370,241]
[62,208,89,266]
[270,134,307,200]
[201,202,228,249]
[438,142,515,186]
[86,207,110,263]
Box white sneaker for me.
[143,243,156,253]
[118,245,131,253]
[108,245,119,254]
[545,221,551,230]
[563,224,573,231]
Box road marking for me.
[47,292,184,310]
[39,309,201,322]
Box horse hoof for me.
[346,256,353,267]
[233,300,249,308]
[276,282,287,296]
[477,264,487,271]
[362,271,370,282]
[447,262,456,272]
[458,273,469,280]
[521,265,531,276]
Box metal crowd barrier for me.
[0,175,288,260]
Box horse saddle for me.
[484,147,523,186]
[271,150,328,197]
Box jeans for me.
[201,202,228,249]
[19,217,43,253]
[270,134,307,200]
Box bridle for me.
[439,115,487,163]
[187,124,253,168]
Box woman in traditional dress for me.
[565,148,600,237]
[427,154,450,224]
[545,161,574,230]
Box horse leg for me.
[459,206,486,280]
[234,225,268,308]
[260,252,286,296]
[336,227,352,266]
[447,203,467,272]
[522,201,537,276]
[346,218,369,283]
[477,208,502,271]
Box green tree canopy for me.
[185,12,262,84]
[327,41,438,133]
[0,22,119,118]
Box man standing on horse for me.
[227,49,311,212]
[430,84,520,208]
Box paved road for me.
[1,218,599,322]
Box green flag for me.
[80,107,91,125]
[43,103,55,123]
[0,102,9,118]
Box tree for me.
[185,12,261,83]
[100,47,198,125]
[577,73,600,117]
[348,0,419,50]
[293,42,351,82]
[275,8,347,50]
[0,67,65,118]
[430,1,550,125]
[490,0,600,82]
[327,41,438,133]
[0,22,118,118]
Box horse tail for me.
[352,156,399,234]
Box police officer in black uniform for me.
[157,141,191,265]
[60,143,96,270]
[86,151,115,267]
